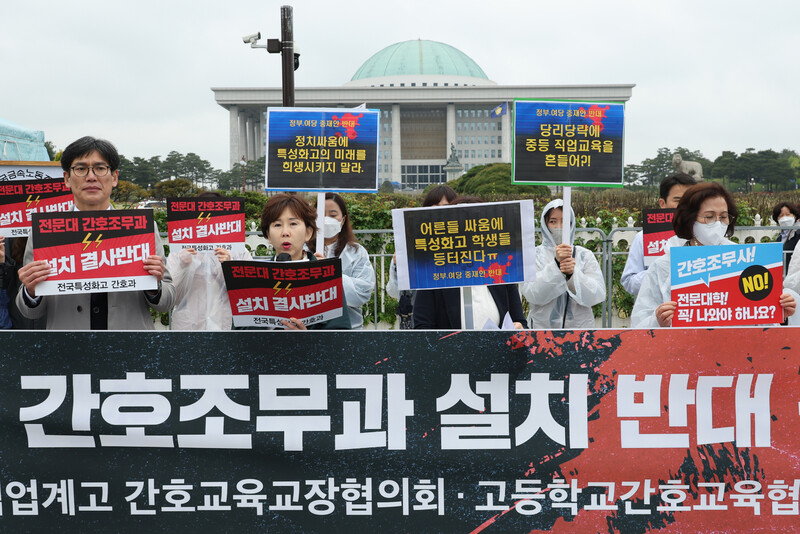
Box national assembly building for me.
[212,39,634,190]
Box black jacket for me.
[412,284,528,329]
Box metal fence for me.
[164,224,793,329]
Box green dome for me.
[351,39,489,81]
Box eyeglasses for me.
[70,165,112,178]
[697,213,731,224]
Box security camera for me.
[242,32,261,44]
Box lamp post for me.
[241,156,247,194]
[242,5,298,107]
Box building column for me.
[446,103,456,156]
[255,114,264,159]
[238,109,248,163]
[247,116,257,162]
[229,105,240,169]
[391,104,401,184]
[501,102,511,163]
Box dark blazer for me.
[413,284,528,329]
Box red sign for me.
[642,208,675,266]
[31,210,157,295]
[222,258,344,328]
[0,178,74,237]
[166,197,246,253]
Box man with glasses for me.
[15,136,175,329]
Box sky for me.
[2,0,799,172]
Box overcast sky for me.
[2,0,798,172]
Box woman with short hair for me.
[632,182,797,327]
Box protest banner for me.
[642,208,676,266]
[265,107,379,192]
[392,200,536,291]
[222,258,344,328]
[166,197,246,254]
[0,177,74,237]
[1,328,799,532]
[0,160,62,182]
[31,209,158,296]
[512,100,624,187]
[671,242,783,326]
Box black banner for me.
[2,330,799,532]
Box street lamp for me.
[241,156,247,194]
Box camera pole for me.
[280,5,295,107]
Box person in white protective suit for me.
[168,245,252,330]
[313,192,375,330]
[520,199,606,329]
[631,182,797,328]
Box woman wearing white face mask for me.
[312,193,375,329]
[772,202,800,273]
[520,199,606,329]
[632,183,797,327]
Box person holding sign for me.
[15,136,174,330]
[386,184,458,329]
[632,182,797,327]
[621,173,696,296]
[257,193,351,330]
[167,192,253,330]
[311,193,375,330]
[521,199,606,329]
[412,196,528,330]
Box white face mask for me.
[323,216,343,239]
[693,220,727,246]
[549,227,563,244]
[779,215,796,227]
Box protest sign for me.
[166,197,246,254]
[642,208,676,266]
[0,178,73,237]
[222,258,344,328]
[31,209,158,296]
[2,328,800,532]
[512,100,624,187]
[0,160,62,182]
[671,242,783,326]
[392,200,536,291]
[265,107,379,192]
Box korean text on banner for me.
[0,177,74,238]
[392,200,536,291]
[31,209,158,296]
[671,242,783,326]
[265,107,380,192]
[222,257,344,328]
[513,100,624,187]
[166,197,246,254]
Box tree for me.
[379,180,394,193]
[111,180,149,205]
[130,156,159,188]
[117,155,137,183]
[182,152,214,188]
[44,140,58,161]
[216,157,265,191]
[449,163,550,196]
[153,178,198,199]
[162,151,184,180]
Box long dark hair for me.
[319,193,358,257]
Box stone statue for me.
[672,154,704,181]
[446,143,460,165]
